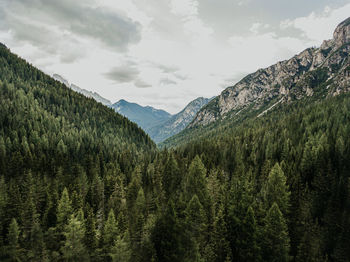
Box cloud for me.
[1,0,141,62]
[160,78,177,85]
[104,66,140,83]
[173,73,189,81]
[134,79,152,88]
[280,3,350,46]
[157,64,179,74]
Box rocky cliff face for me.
[190,17,350,127]
[148,97,212,143]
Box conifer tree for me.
[162,154,181,200]
[185,194,207,254]
[61,214,88,262]
[263,203,290,262]
[0,176,7,247]
[84,206,98,255]
[7,218,21,262]
[103,209,118,253]
[152,201,185,262]
[261,163,290,216]
[130,188,146,247]
[28,222,46,261]
[183,156,209,212]
[57,187,72,231]
[240,206,261,262]
[210,204,231,262]
[21,172,38,241]
[110,234,131,262]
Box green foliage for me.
[6,218,21,262]
[263,203,291,262]
[110,234,131,262]
[61,214,88,262]
[261,163,290,216]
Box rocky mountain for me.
[53,74,112,106]
[148,97,212,143]
[111,99,172,132]
[190,17,350,128]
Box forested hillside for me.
[1,31,350,262]
[0,43,156,261]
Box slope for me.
[147,97,212,143]
[53,74,112,106]
[0,43,155,179]
[111,99,172,132]
[162,17,350,148]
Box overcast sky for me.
[1,0,350,113]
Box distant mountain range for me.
[111,98,212,143]
[146,97,212,143]
[52,74,210,143]
[111,99,172,132]
[53,74,112,106]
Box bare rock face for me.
[190,17,350,128]
[333,17,350,48]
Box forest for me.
[0,43,350,262]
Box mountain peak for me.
[333,17,350,47]
[189,19,350,128]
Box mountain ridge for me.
[189,17,350,128]
[53,74,112,106]
[111,99,172,132]
[147,97,212,143]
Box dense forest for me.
[0,43,350,262]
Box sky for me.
[1,0,350,114]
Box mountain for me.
[160,17,350,148]
[51,74,210,143]
[53,74,112,106]
[189,17,350,128]
[148,97,212,143]
[112,97,211,143]
[111,99,172,132]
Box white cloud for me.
[280,3,350,46]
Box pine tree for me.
[226,171,254,260]
[162,154,181,200]
[28,222,46,261]
[183,156,209,212]
[7,218,21,262]
[0,176,7,247]
[84,206,98,256]
[21,172,38,241]
[210,204,231,262]
[152,201,185,262]
[239,206,261,262]
[185,194,207,254]
[110,234,131,262]
[57,187,72,231]
[261,163,290,216]
[103,209,118,253]
[263,203,290,262]
[61,214,88,262]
